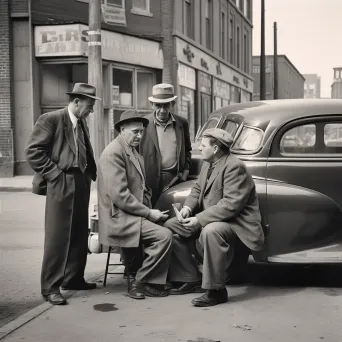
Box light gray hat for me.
[148,83,177,103]
[202,128,234,148]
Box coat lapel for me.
[198,163,210,204]
[146,114,161,156]
[204,154,229,195]
[80,118,94,157]
[63,108,76,155]
[174,116,183,163]
[118,135,145,181]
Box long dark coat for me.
[97,135,152,248]
[25,108,97,290]
[139,112,192,205]
[185,153,265,252]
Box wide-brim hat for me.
[148,83,177,104]
[114,109,149,132]
[202,128,234,149]
[66,83,101,100]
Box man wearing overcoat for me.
[25,83,99,305]
[139,83,192,206]
[97,109,173,300]
[164,128,265,307]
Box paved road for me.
[1,192,342,336]
[0,192,107,328]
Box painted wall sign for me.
[34,24,163,69]
[178,63,196,90]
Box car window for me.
[232,126,263,152]
[324,123,342,147]
[196,117,220,140]
[280,124,316,153]
[220,119,239,138]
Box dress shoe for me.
[127,281,145,300]
[43,293,67,305]
[141,283,169,297]
[191,288,228,307]
[61,282,97,291]
[169,281,205,295]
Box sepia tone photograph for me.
[0,0,341,341]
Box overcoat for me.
[184,153,265,251]
[98,135,152,248]
[139,112,192,204]
[25,108,97,262]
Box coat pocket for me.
[110,202,121,217]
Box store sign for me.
[101,5,126,26]
[176,37,252,92]
[213,78,230,99]
[199,71,212,94]
[34,24,163,69]
[178,63,196,90]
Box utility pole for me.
[273,22,278,99]
[88,0,104,161]
[260,0,266,100]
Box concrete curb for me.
[0,187,31,192]
[0,272,104,341]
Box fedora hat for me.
[114,109,149,132]
[202,128,234,149]
[148,83,177,104]
[66,83,101,100]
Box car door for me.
[265,116,342,261]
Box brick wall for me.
[10,0,29,14]
[0,0,14,176]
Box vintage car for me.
[155,99,342,265]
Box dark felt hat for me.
[66,83,101,100]
[114,109,149,132]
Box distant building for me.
[331,67,342,99]
[252,55,305,100]
[303,74,321,99]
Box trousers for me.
[165,217,236,289]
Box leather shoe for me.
[61,282,97,291]
[43,293,67,305]
[170,281,205,295]
[127,281,145,300]
[141,283,169,297]
[191,288,228,307]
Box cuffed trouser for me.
[166,218,236,290]
[135,218,173,285]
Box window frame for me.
[131,0,152,17]
[271,116,342,158]
[76,0,125,7]
[183,0,194,39]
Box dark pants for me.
[165,217,236,290]
[41,169,90,295]
[151,170,178,207]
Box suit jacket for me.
[25,107,97,195]
[98,135,152,248]
[139,112,192,203]
[184,153,265,251]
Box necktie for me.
[207,164,214,180]
[76,120,87,173]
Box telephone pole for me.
[88,0,104,161]
[273,22,279,99]
[260,0,266,100]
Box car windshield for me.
[196,117,220,141]
[232,126,263,152]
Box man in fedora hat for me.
[139,83,192,206]
[97,109,173,300]
[164,128,264,307]
[25,83,100,305]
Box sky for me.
[252,0,342,98]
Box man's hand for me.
[181,216,201,232]
[148,209,169,222]
[180,169,189,182]
[179,207,191,219]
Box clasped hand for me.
[148,209,169,222]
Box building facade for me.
[331,67,342,99]
[252,55,305,101]
[303,74,321,99]
[1,0,254,176]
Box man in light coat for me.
[139,83,192,206]
[164,128,265,307]
[25,83,99,305]
[98,109,173,300]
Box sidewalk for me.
[0,270,341,342]
[0,176,33,192]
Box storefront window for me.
[230,85,240,103]
[213,78,230,110]
[137,71,154,109]
[178,86,195,141]
[113,68,133,107]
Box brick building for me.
[331,67,342,99]
[252,55,305,101]
[1,0,254,176]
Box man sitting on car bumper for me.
[164,128,265,307]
